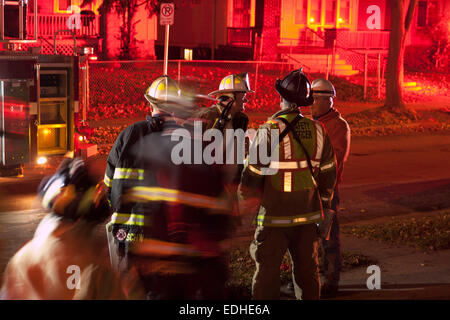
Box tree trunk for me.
[385,0,406,110]
[385,0,417,111]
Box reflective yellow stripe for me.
[113,168,144,180]
[314,122,324,160]
[320,161,336,171]
[248,164,263,175]
[284,172,292,192]
[104,174,112,187]
[124,187,229,212]
[110,212,148,226]
[256,212,322,226]
[269,160,320,170]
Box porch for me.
[27,13,100,38]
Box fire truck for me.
[0,0,94,176]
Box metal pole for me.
[84,61,89,121]
[177,60,181,87]
[0,0,4,40]
[364,53,368,100]
[259,33,264,60]
[377,53,381,99]
[326,54,330,80]
[19,0,24,39]
[34,0,37,41]
[164,24,170,75]
[254,61,259,94]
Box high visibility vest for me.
[241,112,337,227]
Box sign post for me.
[160,3,174,75]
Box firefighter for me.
[311,79,351,298]
[0,158,128,300]
[197,72,253,133]
[104,75,232,299]
[239,69,337,300]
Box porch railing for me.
[336,30,390,49]
[227,27,255,47]
[27,13,99,38]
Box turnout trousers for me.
[250,223,321,300]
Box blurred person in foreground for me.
[311,79,351,298]
[0,158,130,300]
[239,69,337,300]
[104,75,233,299]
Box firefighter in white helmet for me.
[311,78,351,299]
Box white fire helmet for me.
[311,79,336,98]
[208,73,254,96]
[144,75,181,104]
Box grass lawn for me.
[341,211,450,251]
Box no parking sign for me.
[160,3,174,26]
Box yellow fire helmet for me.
[311,78,336,98]
[208,73,254,97]
[144,75,181,104]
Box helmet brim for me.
[208,88,254,97]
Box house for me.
[1,0,446,66]
[0,0,157,59]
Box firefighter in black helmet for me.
[239,69,337,300]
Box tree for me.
[82,0,163,60]
[384,0,417,111]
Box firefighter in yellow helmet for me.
[104,75,233,299]
[195,73,253,132]
[239,69,337,300]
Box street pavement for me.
[1,132,449,299]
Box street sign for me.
[160,3,174,26]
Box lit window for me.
[295,0,308,25]
[59,0,72,12]
[339,0,350,26]
[184,49,193,61]
[310,0,321,24]
[325,0,336,25]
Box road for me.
[1,132,449,299]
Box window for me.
[310,0,322,24]
[295,0,308,24]
[339,0,350,25]
[232,0,251,27]
[184,49,193,61]
[325,0,336,25]
[417,1,439,27]
[58,0,71,12]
